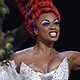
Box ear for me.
[34,27,39,36]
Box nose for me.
[50,23,56,29]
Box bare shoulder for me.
[10,47,34,72]
[59,51,80,60]
[10,47,34,60]
[59,51,80,70]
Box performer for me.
[0,0,80,80]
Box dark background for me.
[3,0,80,79]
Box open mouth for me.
[49,31,57,38]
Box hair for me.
[15,0,61,39]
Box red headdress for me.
[15,0,61,39]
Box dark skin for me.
[10,13,80,75]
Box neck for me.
[34,40,57,55]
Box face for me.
[34,13,60,43]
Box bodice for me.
[20,57,69,80]
[0,57,69,80]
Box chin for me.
[49,37,58,41]
[45,38,58,43]
[50,39,58,42]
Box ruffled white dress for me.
[0,56,69,80]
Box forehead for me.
[38,13,57,22]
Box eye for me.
[41,21,50,26]
[53,19,60,25]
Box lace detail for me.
[0,57,69,80]
[20,57,69,80]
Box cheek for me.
[57,26,60,31]
[57,27,60,36]
[41,28,47,33]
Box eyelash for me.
[41,21,60,26]
[41,22,50,26]
[53,21,60,25]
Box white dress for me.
[0,56,69,80]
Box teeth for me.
[49,32,56,36]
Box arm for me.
[70,51,80,70]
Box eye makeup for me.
[53,19,60,25]
[41,19,60,26]
[41,20,50,26]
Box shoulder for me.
[59,50,80,69]
[10,47,34,72]
[59,51,80,64]
[10,46,34,61]
[59,50,80,58]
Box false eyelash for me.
[41,21,50,25]
[53,20,60,25]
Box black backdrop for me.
[3,0,80,79]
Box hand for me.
[2,60,11,66]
